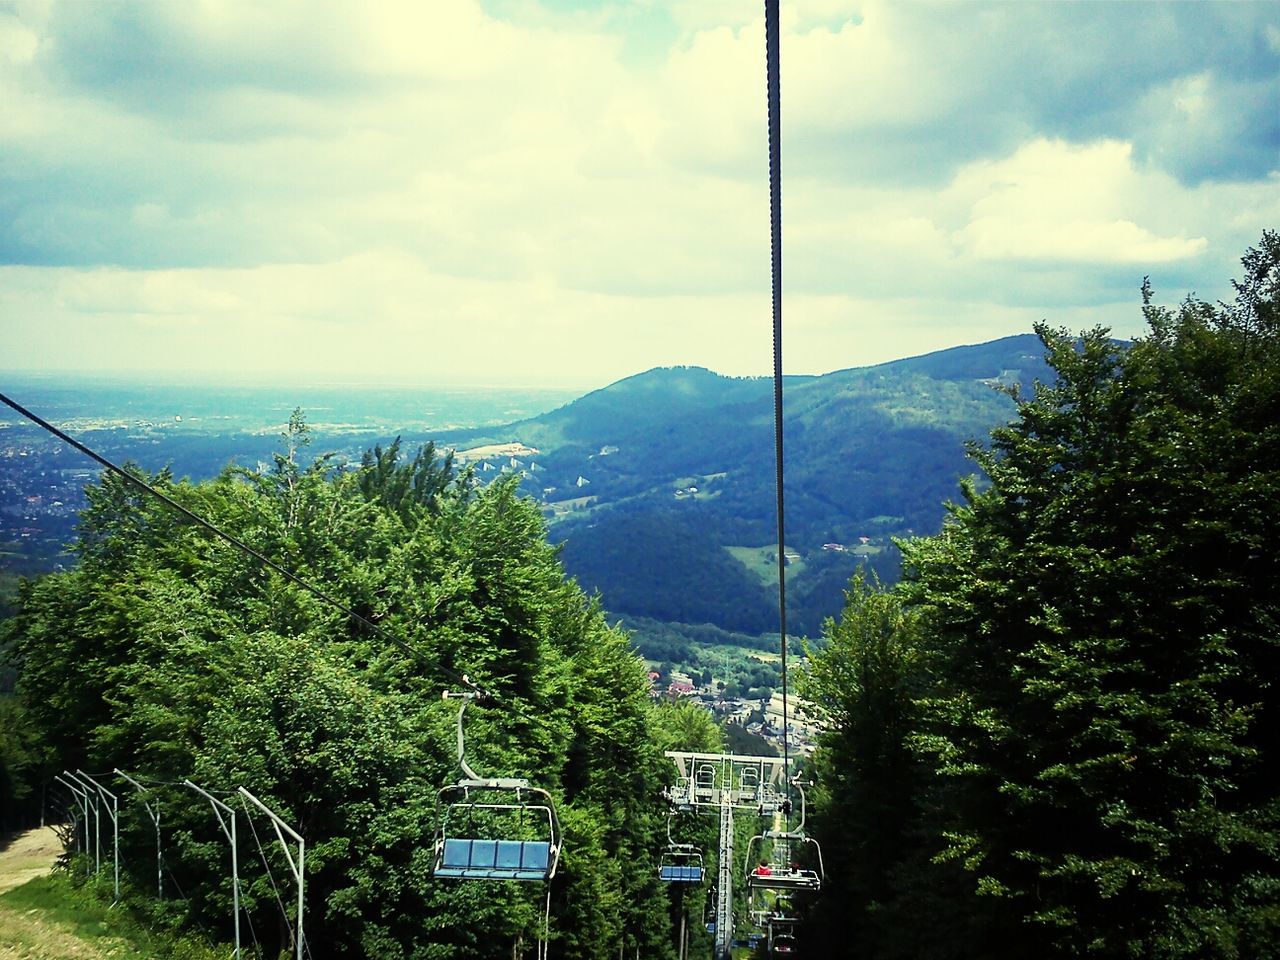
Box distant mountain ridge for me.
[439,333,1050,638]
[2,337,1049,637]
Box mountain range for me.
[2,334,1053,641]
[439,333,1051,639]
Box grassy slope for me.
[0,828,222,960]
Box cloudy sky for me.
[2,1,1278,388]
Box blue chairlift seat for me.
[431,691,564,887]
[434,838,553,881]
[659,842,705,884]
[659,863,705,883]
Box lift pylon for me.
[664,751,795,960]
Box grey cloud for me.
[39,3,377,119]
[784,2,1280,188]
[1128,73,1280,184]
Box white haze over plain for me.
[1,0,1278,388]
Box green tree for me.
[7,428,680,959]
[806,232,1280,960]
[899,236,1280,958]
[803,579,985,959]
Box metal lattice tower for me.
[715,794,735,959]
[664,752,791,960]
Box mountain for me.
[439,333,1050,638]
[0,335,1050,639]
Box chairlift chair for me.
[433,782,560,881]
[659,829,705,884]
[658,810,705,882]
[431,690,562,882]
[768,915,799,955]
[745,833,823,892]
[744,778,824,894]
[769,931,798,956]
[665,775,695,811]
[693,763,717,804]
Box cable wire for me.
[0,390,490,699]
[764,0,792,802]
[240,795,295,953]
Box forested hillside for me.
[443,335,1049,637]
[0,424,720,958]
[803,233,1280,959]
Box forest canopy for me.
[804,231,1280,959]
[0,427,706,959]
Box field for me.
[0,828,222,960]
[724,545,806,587]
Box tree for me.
[803,579,985,960]
[7,433,680,959]
[900,234,1280,958]
[806,233,1280,960]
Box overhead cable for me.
[764,0,793,796]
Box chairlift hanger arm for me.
[443,688,485,782]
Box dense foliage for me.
[805,234,1280,959]
[2,423,701,959]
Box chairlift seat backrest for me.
[747,867,821,891]
[434,838,553,881]
[660,864,705,882]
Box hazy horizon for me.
[2,328,1043,395]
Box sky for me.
[1,0,1278,389]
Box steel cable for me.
[764,0,792,804]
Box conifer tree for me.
[807,232,1280,959]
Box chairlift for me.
[769,928,798,956]
[744,780,824,894]
[749,891,797,927]
[767,915,799,955]
[745,837,822,892]
[665,772,697,811]
[658,816,705,883]
[693,762,717,804]
[431,689,562,882]
[659,844,705,883]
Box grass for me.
[0,866,225,960]
[725,545,807,587]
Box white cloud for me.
[0,11,38,65]
[1,1,1278,387]
[952,139,1208,264]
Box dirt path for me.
[0,827,212,960]
[0,828,61,895]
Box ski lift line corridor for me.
[662,751,824,959]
